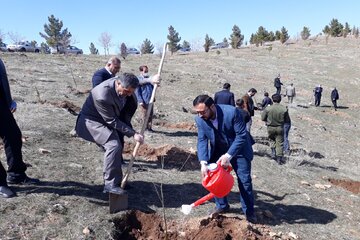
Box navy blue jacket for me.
[214,89,235,106]
[92,68,113,88]
[195,104,253,163]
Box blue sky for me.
[0,0,359,54]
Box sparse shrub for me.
[120,43,127,59]
[216,50,220,55]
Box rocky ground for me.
[0,37,359,239]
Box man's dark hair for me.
[223,83,231,89]
[248,88,257,93]
[272,93,282,103]
[193,95,214,107]
[264,92,269,97]
[236,98,245,107]
[119,73,139,89]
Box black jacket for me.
[214,89,235,106]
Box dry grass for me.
[1,36,360,239]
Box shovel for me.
[108,43,167,214]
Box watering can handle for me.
[217,161,232,172]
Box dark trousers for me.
[314,94,322,106]
[283,123,291,153]
[0,98,27,186]
[214,156,255,217]
[276,87,281,95]
[332,100,338,110]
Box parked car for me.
[210,42,228,50]
[7,41,41,52]
[178,47,191,52]
[0,43,7,52]
[127,47,140,54]
[51,45,83,54]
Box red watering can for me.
[181,162,234,215]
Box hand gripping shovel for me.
[109,43,167,214]
[181,162,234,215]
[121,43,167,189]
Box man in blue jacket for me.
[0,58,39,198]
[92,57,121,88]
[136,65,154,131]
[193,95,256,223]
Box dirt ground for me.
[0,37,360,240]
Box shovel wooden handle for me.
[121,43,167,189]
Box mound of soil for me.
[328,178,360,194]
[123,143,198,170]
[112,210,272,240]
[154,121,196,131]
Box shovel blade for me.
[109,192,128,214]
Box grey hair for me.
[107,56,121,65]
[118,73,139,89]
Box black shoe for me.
[0,186,16,198]
[103,186,127,195]
[276,156,284,165]
[208,205,230,217]
[7,175,40,185]
[246,214,257,223]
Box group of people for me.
[313,84,340,110]
[213,82,291,164]
[0,57,340,225]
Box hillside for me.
[0,37,359,239]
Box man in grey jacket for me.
[75,73,144,194]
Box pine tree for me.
[39,15,72,51]
[229,25,244,49]
[89,42,99,55]
[181,40,190,49]
[342,22,351,38]
[167,25,181,55]
[40,42,50,54]
[354,27,360,38]
[120,43,127,59]
[141,38,154,54]
[301,26,311,40]
[279,26,289,44]
[222,38,229,47]
[203,34,214,52]
[323,18,343,37]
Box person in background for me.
[214,83,235,106]
[236,98,250,124]
[314,84,323,107]
[136,65,154,131]
[193,95,256,223]
[242,88,258,133]
[75,73,144,195]
[283,115,291,156]
[331,87,339,111]
[0,58,40,198]
[92,57,121,88]
[261,94,290,165]
[274,74,283,95]
[285,83,296,104]
[261,92,273,109]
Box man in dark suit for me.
[0,59,39,198]
[314,84,323,107]
[92,57,121,88]
[331,87,339,111]
[193,95,256,223]
[76,73,144,194]
[214,83,235,106]
[274,74,283,95]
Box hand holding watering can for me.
[181,157,234,215]
[200,154,231,178]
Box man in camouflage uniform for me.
[261,94,291,165]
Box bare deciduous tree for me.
[99,32,112,56]
[8,31,24,43]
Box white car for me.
[51,45,83,54]
[127,47,140,54]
